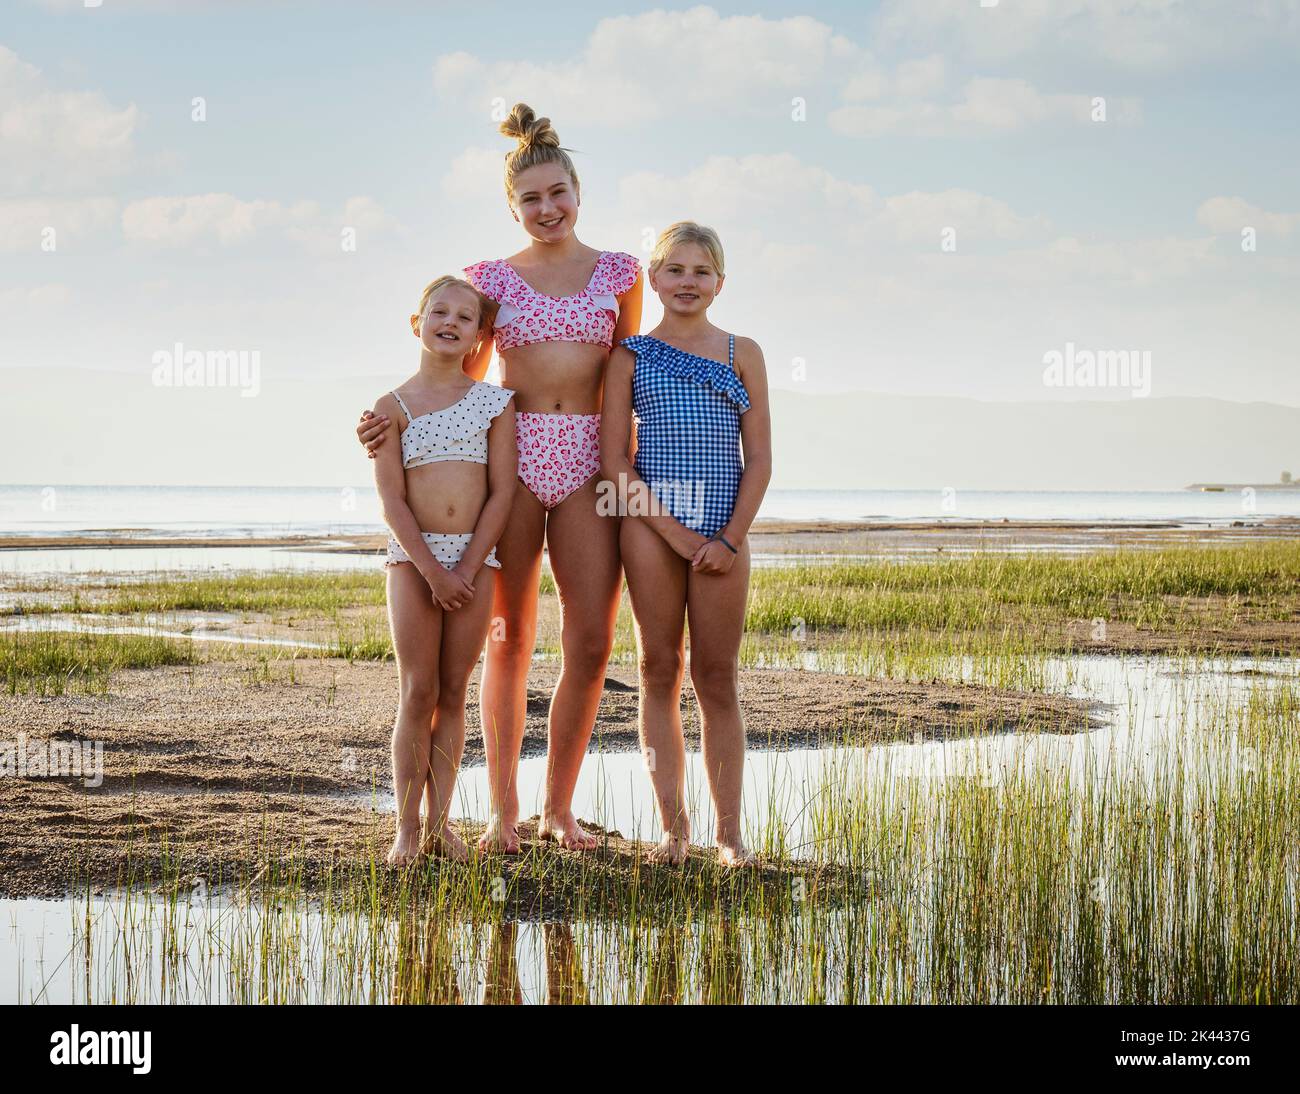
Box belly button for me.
[553,402,562,410]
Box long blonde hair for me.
[499,102,579,203]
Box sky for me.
[2,0,1299,451]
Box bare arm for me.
[451,397,518,582]
[461,329,496,383]
[610,269,644,345]
[718,337,772,546]
[599,346,707,559]
[371,394,472,608]
[690,337,772,575]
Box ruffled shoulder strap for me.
[592,251,641,297]
[438,382,516,444]
[463,259,509,302]
[618,334,652,354]
[475,381,515,422]
[632,337,750,411]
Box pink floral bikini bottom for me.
[515,412,602,510]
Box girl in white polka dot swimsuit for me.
[370,275,518,867]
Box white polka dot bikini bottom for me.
[384,531,501,571]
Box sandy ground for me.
[0,656,1092,901]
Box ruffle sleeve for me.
[478,383,515,423]
[620,337,750,411]
[463,259,505,303]
[436,383,516,444]
[593,251,641,297]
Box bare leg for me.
[537,472,624,850]
[477,481,546,854]
[422,558,498,862]
[686,538,756,867]
[385,562,443,867]
[621,516,690,865]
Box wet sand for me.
[0,656,1092,901]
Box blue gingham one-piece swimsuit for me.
[619,333,751,539]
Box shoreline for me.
[2,515,1299,558]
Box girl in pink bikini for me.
[358,103,643,853]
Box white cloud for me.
[0,197,118,252]
[432,7,1140,142]
[831,77,1139,136]
[120,193,395,251]
[610,153,1049,283]
[433,5,860,124]
[885,189,1049,243]
[0,45,138,191]
[1196,197,1300,238]
[441,146,504,202]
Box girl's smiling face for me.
[651,242,724,315]
[510,162,580,241]
[411,284,482,357]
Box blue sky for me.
[3,0,1299,406]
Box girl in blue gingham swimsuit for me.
[600,220,773,871]
[620,332,750,537]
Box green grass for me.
[747,541,1300,633]
[1,631,199,695]
[7,569,560,616]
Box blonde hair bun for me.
[500,103,560,150]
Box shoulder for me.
[374,391,405,427]
[601,250,642,293]
[463,258,506,294]
[732,335,764,368]
[616,334,651,355]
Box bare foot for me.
[538,810,599,851]
[646,832,690,865]
[717,840,758,868]
[476,814,521,855]
[422,823,470,863]
[386,821,421,868]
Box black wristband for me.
[712,533,738,554]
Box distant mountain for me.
[3,367,1298,491]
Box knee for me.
[563,628,613,678]
[437,677,469,712]
[399,676,440,718]
[640,645,684,692]
[689,656,737,705]
[484,617,537,668]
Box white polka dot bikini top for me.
[390,381,515,469]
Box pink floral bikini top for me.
[463,251,641,353]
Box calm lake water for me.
[3,483,1300,540]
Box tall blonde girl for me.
[359,105,643,853]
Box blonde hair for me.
[500,102,579,202]
[416,275,498,346]
[649,221,726,277]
